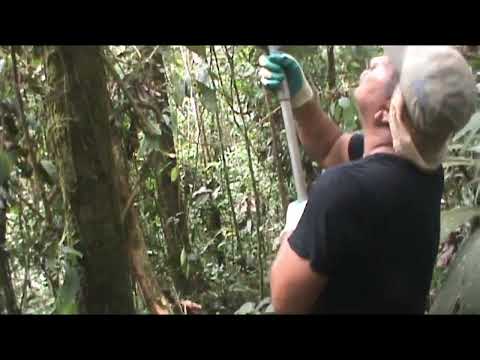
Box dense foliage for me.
[0,45,478,314]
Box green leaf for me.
[139,134,160,156]
[255,297,271,312]
[180,247,187,268]
[338,97,351,109]
[139,134,176,159]
[55,300,78,315]
[234,302,256,315]
[186,46,207,59]
[264,304,275,314]
[170,166,179,183]
[54,264,80,315]
[334,103,342,122]
[39,160,58,185]
[197,81,217,113]
[0,151,13,185]
[195,64,210,87]
[142,118,162,136]
[62,246,83,259]
[192,186,212,205]
[329,101,336,118]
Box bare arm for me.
[270,231,328,314]
[294,97,354,168]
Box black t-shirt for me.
[288,133,444,314]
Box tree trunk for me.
[110,120,172,314]
[140,48,191,294]
[327,46,336,90]
[48,46,134,313]
[0,119,19,314]
[0,185,19,314]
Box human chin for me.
[353,86,366,110]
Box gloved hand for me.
[259,52,314,109]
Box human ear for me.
[374,107,390,127]
[390,87,410,127]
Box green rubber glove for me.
[259,52,314,109]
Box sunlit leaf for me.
[192,186,212,205]
[338,97,351,109]
[180,248,187,268]
[255,297,271,312]
[264,304,275,314]
[234,302,256,315]
[170,166,179,183]
[342,106,356,128]
[62,246,83,259]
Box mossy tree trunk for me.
[47,46,134,313]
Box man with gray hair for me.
[259,46,477,314]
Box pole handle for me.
[268,46,308,201]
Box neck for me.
[363,128,395,157]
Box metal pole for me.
[268,46,308,201]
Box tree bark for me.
[140,47,191,294]
[327,46,336,90]
[110,119,172,314]
[0,186,19,314]
[48,46,134,313]
[0,102,19,314]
